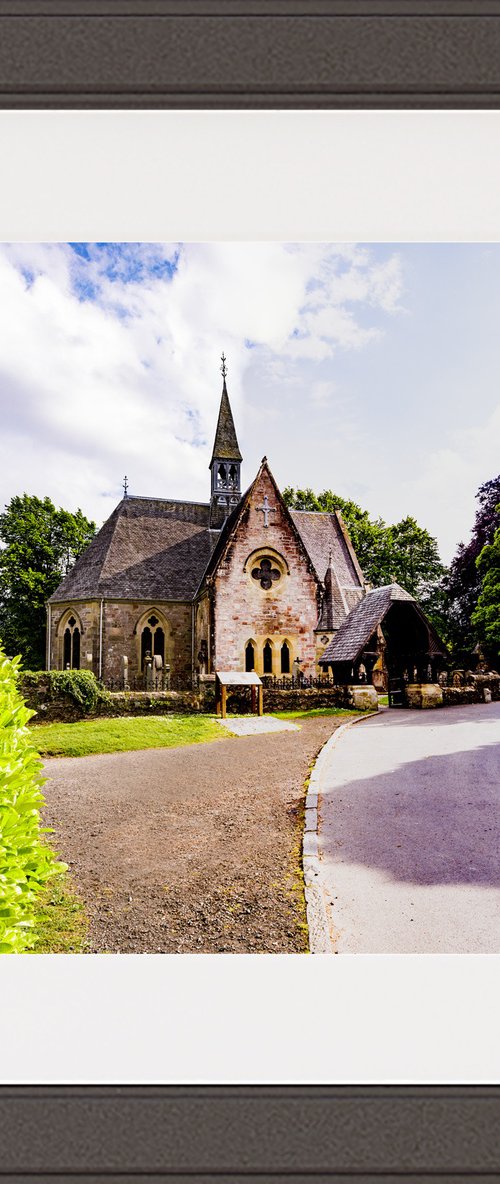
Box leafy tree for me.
[386,516,446,635]
[0,495,96,669]
[283,485,392,584]
[471,523,500,662]
[283,487,445,627]
[387,516,445,598]
[444,475,500,663]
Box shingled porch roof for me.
[319,583,448,665]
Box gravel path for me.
[42,715,350,953]
[317,702,500,953]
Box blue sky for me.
[0,241,499,563]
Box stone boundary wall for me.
[99,690,213,716]
[404,674,500,709]
[24,679,375,723]
[101,684,376,717]
[23,671,500,723]
[442,675,500,706]
[25,687,215,723]
[224,686,347,714]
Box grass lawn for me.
[32,714,226,758]
[31,872,89,953]
[31,708,362,758]
[274,706,359,722]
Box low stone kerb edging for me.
[303,711,379,954]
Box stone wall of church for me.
[48,599,193,687]
[48,600,101,674]
[315,629,335,668]
[212,466,321,678]
[194,591,212,675]
[102,601,193,686]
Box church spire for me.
[210,354,242,466]
[209,354,242,528]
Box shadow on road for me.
[323,739,500,888]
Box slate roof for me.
[319,583,447,664]
[290,510,364,588]
[49,467,367,613]
[210,381,242,462]
[49,497,219,603]
[316,553,356,631]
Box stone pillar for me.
[405,683,443,709]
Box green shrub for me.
[20,668,110,715]
[0,647,66,953]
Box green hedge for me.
[20,668,110,715]
[0,648,66,953]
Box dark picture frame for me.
[1,1085,500,1178]
[1,2,500,1180]
[2,0,500,108]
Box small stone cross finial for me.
[123,475,129,497]
[256,494,276,528]
[220,352,228,381]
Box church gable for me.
[207,460,323,676]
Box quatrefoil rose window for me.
[251,556,281,590]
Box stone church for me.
[47,360,447,693]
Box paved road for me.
[317,702,500,953]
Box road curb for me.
[303,710,379,954]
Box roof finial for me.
[220,351,228,385]
[123,475,129,498]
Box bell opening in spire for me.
[210,354,242,527]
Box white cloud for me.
[0,241,402,528]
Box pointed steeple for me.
[210,355,242,465]
[209,354,243,528]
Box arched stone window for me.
[263,640,273,674]
[217,463,227,486]
[62,614,81,669]
[245,641,255,672]
[140,613,166,671]
[281,640,291,674]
